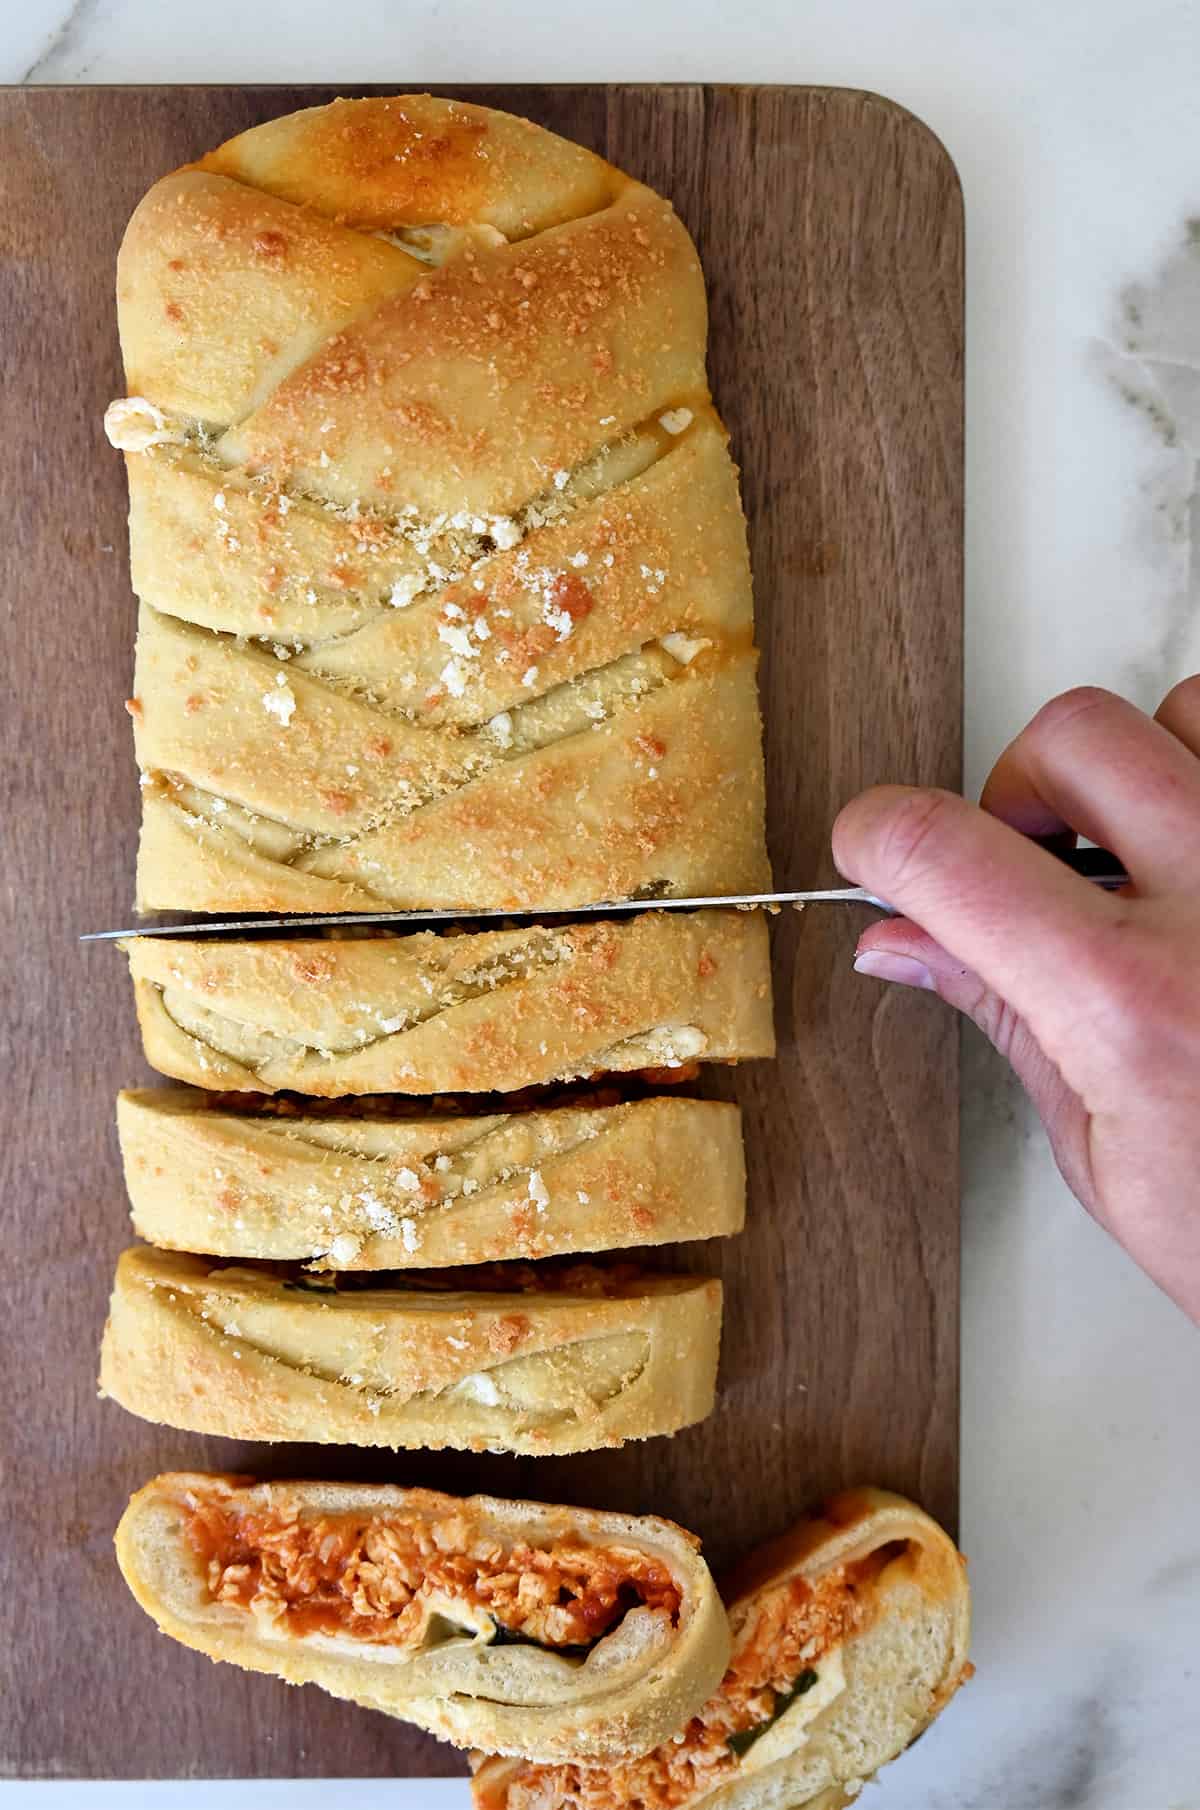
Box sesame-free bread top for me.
[120,909,774,1096]
[117,1087,746,1268]
[106,94,770,912]
[99,1247,722,1457]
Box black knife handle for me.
[1058,846,1129,889]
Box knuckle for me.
[1024,684,1120,750]
[1078,917,1191,1070]
[969,989,1024,1059]
[874,788,962,893]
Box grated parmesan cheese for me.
[327,1233,362,1264]
[389,573,422,609]
[261,675,296,725]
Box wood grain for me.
[0,85,963,1780]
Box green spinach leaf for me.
[727,1667,820,1759]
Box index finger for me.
[831,784,1120,1045]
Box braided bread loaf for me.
[106,95,770,913]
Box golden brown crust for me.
[120,910,775,1096]
[195,95,622,237]
[107,93,769,913]
[117,1087,745,1266]
[115,1469,732,1762]
[99,1247,723,1455]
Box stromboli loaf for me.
[106,93,770,912]
[120,910,774,1096]
[99,1247,722,1453]
[117,1088,746,1267]
[473,1489,970,1810]
[115,1472,731,1762]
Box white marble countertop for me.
[6,3,1200,1806]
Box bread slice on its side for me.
[117,1088,746,1267]
[115,1472,731,1764]
[99,1246,722,1455]
[120,909,774,1097]
[473,1488,971,1810]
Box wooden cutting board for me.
[0,84,962,1780]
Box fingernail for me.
[852,950,937,991]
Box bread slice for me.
[117,1088,745,1267]
[105,93,769,913]
[473,1488,971,1809]
[120,910,774,1096]
[115,1472,731,1763]
[99,1247,722,1454]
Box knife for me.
[78,847,1129,941]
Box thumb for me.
[832,785,1118,1071]
[852,918,1096,1208]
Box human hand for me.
[832,680,1200,1322]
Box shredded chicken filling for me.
[495,1546,905,1810]
[185,1498,681,1652]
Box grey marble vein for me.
[1093,222,1200,705]
[21,0,105,82]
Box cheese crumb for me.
[521,666,539,688]
[261,677,296,725]
[659,407,694,435]
[327,1233,362,1264]
[102,396,185,452]
[577,1190,590,1205]
[660,632,712,666]
[438,621,477,660]
[440,659,467,698]
[459,1371,501,1406]
[552,469,571,490]
[528,1170,550,1213]
[400,1218,421,1253]
[542,604,574,642]
[395,1168,421,1192]
[389,574,422,608]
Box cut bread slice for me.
[114,1472,731,1763]
[99,1247,722,1454]
[472,1488,970,1810]
[117,1088,746,1267]
[120,909,774,1096]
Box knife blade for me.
[77,847,1129,941]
